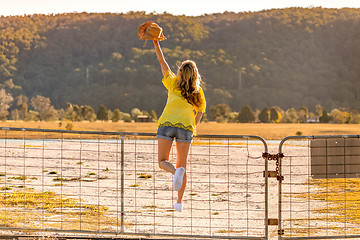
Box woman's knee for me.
[158,159,164,168]
[158,159,169,169]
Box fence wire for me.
[0,128,268,239]
[278,135,360,240]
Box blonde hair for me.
[177,60,203,108]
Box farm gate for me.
[0,127,269,239]
[277,135,360,240]
[1,127,360,239]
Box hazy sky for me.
[1,0,360,16]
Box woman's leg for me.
[158,138,176,174]
[175,141,191,203]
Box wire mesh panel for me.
[0,128,268,239]
[278,135,360,240]
[0,129,123,233]
[122,135,268,239]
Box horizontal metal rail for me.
[279,135,360,153]
[1,127,269,144]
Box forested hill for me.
[1,8,360,114]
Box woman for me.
[153,40,206,212]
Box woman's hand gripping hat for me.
[138,21,166,46]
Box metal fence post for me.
[120,135,125,233]
[278,154,282,240]
[263,142,269,240]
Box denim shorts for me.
[157,126,193,143]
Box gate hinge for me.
[268,219,278,225]
[278,229,285,235]
[263,171,277,178]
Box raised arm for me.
[153,40,170,76]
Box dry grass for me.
[302,178,360,223]
[0,188,128,231]
[290,178,360,236]
[0,121,359,140]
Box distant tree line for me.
[1,91,158,123]
[1,90,358,124]
[208,103,360,124]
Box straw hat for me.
[138,21,166,46]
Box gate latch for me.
[262,152,284,181]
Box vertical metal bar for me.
[60,132,64,230]
[246,137,249,237]
[289,153,293,237]
[208,138,211,236]
[252,136,268,240]
[116,136,119,233]
[227,138,230,236]
[120,135,125,233]
[171,140,174,234]
[307,138,312,237]
[278,146,283,240]
[42,131,45,230]
[22,129,26,228]
[152,137,156,235]
[344,137,347,236]
[4,129,7,226]
[97,136,101,232]
[79,133,83,230]
[134,137,137,232]
[307,139,310,237]
[190,139,193,235]
[264,146,269,239]
[325,138,329,235]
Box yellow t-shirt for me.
[157,70,206,134]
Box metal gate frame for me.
[277,135,360,240]
[0,127,269,240]
[5,127,360,239]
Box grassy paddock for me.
[0,121,359,140]
[0,188,124,231]
[292,178,360,236]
